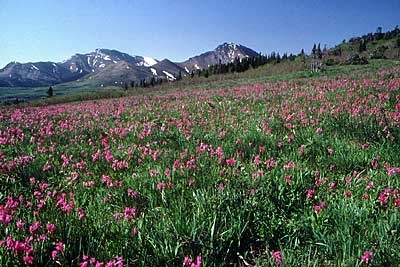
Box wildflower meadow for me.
[1,66,400,266]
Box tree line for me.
[195,51,297,79]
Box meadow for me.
[1,63,400,266]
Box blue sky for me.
[0,0,399,68]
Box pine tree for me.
[276,53,281,63]
[317,43,322,59]
[359,39,367,53]
[312,44,317,55]
[177,71,182,81]
[47,86,54,97]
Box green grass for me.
[0,60,399,266]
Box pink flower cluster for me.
[183,255,202,267]
[79,255,123,267]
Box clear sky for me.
[1,0,399,68]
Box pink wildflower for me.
[77,208,86,220]
[361,250,372,263]
[284,175,293,185]
[183,255,202,267]
[394,198,400,207]
[388,167,400,176]
[127,189,137,198]
[366,181,374,190]
[314,205,321,213]
[16,220,25,229]
[29,221,41,233]
[124,207,136,220]
[272,251,283,265]
[46,223,56,233]
[265,158,276,169]
[225,157,236,166]
[23,254,34,265]
[306,189,315,199]
[51,250,58,260]
[183,256,192,265]
[42,164,52,171]
[379,190,390,205]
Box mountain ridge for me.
[0,43,258,87]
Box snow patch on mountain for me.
[143,56,158,67]
[150,68,158,76]
[162,71,176,81]
[31,64,39,71]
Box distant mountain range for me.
[0,43,258,87]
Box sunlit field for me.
[1,66,400,266]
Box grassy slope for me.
[0,58,400,266]
[7,58,399,107]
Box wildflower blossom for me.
[225,157,236,166]
[272,251,283,265]
[183,255,202,267]
[361,250,372,263]
[46,223,56,233]
[306,189,315,199]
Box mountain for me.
[151,59,186,81]
[0,42,258,87]
[179,42,259,72]
[0,61,80,87]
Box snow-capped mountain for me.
[179,42,259,72]
[0,42,258,87]
[60,49,160,77]
[0,49,161,87]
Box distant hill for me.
[321,26,400,65]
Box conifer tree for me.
[317,43,322,59]
[204,69,209,78]
[177,71,182,81]
[312,44,317,55]
[47,86,54,97]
